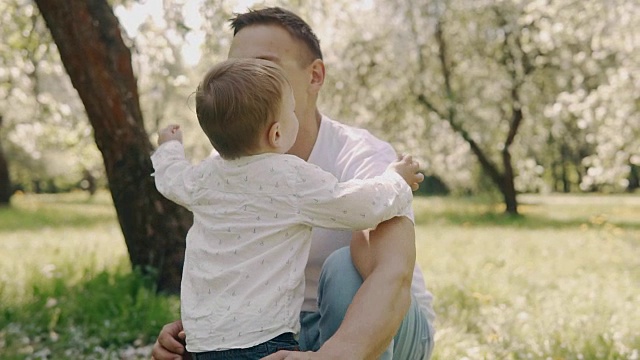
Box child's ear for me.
[267,122,281,148]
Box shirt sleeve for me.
[295,163,414,231]
[342,140,417,223]
[150,140,196,210]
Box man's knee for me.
[317,247,362,315]
[321,247,358,280]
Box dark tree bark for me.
[628,163,639,192]
[35,0,191,293]
[560,144,571,193]
[0,116,11,206]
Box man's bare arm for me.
[317,216,416,359]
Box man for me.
[152,7,435,360]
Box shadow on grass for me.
[0,203,116,232]
[414,204,640,231]
[32,192,113,206]
[0,191,118,232]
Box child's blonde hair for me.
[196,58,288,159]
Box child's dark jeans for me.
[191,332,299,360]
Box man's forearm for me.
[317,216,416,359]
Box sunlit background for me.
[1,0,639,201]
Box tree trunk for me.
[0,116,11,206]
[35,0,191,293]
[552,161,561,192]
[501,149,519,215]
[560,144,571,193]
[628,163,639,192]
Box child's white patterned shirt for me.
[151,140,413,352]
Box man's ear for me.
[309,59,325,92]
[267,122,281,148]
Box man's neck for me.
[288,110,322,161]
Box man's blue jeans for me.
[298,247,433,360]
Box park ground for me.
[1,191,639,359]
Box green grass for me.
[1,192,639,359]
[0,191,180,359]
[415,195,640,359]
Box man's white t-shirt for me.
[305,115,436,324]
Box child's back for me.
[152,144,414,352]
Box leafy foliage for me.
[0,0,102,192]
[318,0,640,196]
[0,0,638,197]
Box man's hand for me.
[151,320,189,360]
[158,124,183,146]
[387,154,424,191]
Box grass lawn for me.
[0,191,180,359]
[1,191,639,359]
[414,194,640,360]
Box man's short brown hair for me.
[230,7,323,65]
[195,58,288,159]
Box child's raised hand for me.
[387,154,424,191]
[158,124,183,145]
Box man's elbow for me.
[380,256,414,292]
[370,216,416,285]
